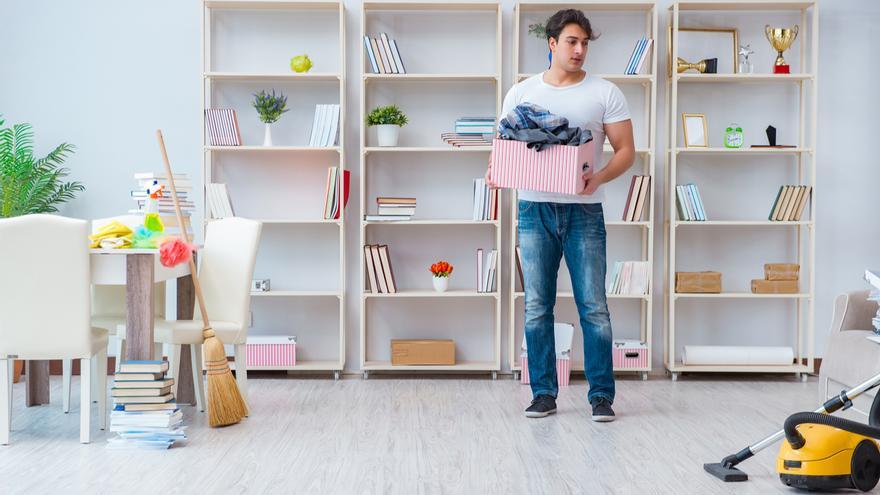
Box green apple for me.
[290,54,313,73]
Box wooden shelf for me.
[674,147,810,155]
[514,291,649,300]
[363,360,498,371]
[364,0,500,12]
[519,0,654,11]
[364,290,500,299]
[674,220,812,227]
[666,363,811,373]
[246,360,343,371]
[207,218,342,225]
[205,0,342,10]
[363,219,499,226]
[516,220,651,227]
[204,72,341,81]
[517,73,653,84]
[676,73,813,83]
[364,146,491,153]
[251,290,341,297]
[674,1,814,12]
[674,292,811,299]
[364,73,498,82]
[205,145,340,152]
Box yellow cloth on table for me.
[88,220,134,248]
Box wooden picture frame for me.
[668,26,739,77]
[682,113,708,148]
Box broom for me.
[156,129,248,426]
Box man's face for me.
[549,23,590,72]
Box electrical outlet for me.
[249,311,254,328]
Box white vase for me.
[263,123,273,147]
[432,276,449,292]
[376,124,400,147]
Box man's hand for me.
[579,167,604,196]
[485,156,499,189]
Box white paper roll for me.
[682,345,794,366]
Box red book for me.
[334,170,351,220]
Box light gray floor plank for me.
[0,375,843,494]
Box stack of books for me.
[323,167,351,220]
[204,108,242,146]
[365,197,415,222]
[865,270,880,335]
[622,175,650,221]
[363,33,406,74]
[608,261,650,295]
[477,249,498,293]
[131,173,194,234]
[441,133,493,148]
[768,185,811,221]
[675,183,707,221]
[206,183,234,219]
[624,38,653,75]
[309,104,341,147]
[363,244,398,294]
[472,179,498,221]
[454,117,495,135]
[108,360,185,450]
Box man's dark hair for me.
[545,9,598,42]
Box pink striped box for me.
[520,355,572,387]
[246,336,297,368]
[612,340,648,369]
[490,138,595,195]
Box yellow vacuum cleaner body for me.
[777,424,880,491]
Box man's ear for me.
[548,37,557,52]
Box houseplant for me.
[252,89,288,146]
[367,105,408,147]
[429,260,454,292]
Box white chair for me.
[0,214,108,444]
[153,217,261,410]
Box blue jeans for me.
[518,200,615,404]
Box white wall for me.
[2,0,877,373]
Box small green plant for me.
[528,22,547,39]
[252,89,288,124]
[366,105,408,127]
[0,116,84,218]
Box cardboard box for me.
[764,263,799,281]
[675,271,722,293]
[391,339,455,365]
[520,356,571,386]
[751,279,799,294]
[489,138,595,195]
[246,336,296,368]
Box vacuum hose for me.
[785,413,880,449]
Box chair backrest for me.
[0,214,93,359]
[195,218,262,342]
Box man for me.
[486,9,635,421]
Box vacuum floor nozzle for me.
[704,463,748,482]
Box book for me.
[364,35,379,73]
[323,167,351,220]
[377,197,416,204]
[114,372,165,382]
[608,261,650,295]
[112,378,174,389]
[112,386,173,397]
[378,245,397,293]
[112,393,174,404]
[378,206,416,216]
[380,33,398,73]
[369,245,388,293]
[371,37,387,74]
[625,38,653,75]
[390,38,406,73]
[364,245,379,294]
[634,39,654,75]
[633,176,651,222]
[204,109,242,146]
[476,248,484,292]
[793,186,811,221]
[118,361,169,374]
[122,402,179,412]
[769,185,786,220]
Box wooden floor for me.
[0,373,843,494]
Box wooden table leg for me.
[25,360,50,407]
[176,266,196,405]
[126,254,155,361]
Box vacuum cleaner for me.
[705,371,880,491]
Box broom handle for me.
[156,130,212,329]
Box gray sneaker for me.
[591,397,616,422]
[525,395,557,418]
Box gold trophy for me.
[676,57,718,74]
[765,25,798,74]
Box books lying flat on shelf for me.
[608,261,650,295]
[309,104,341,147]
[622,175,650,222]
[769,185,811,221]
[109,360,185,450]
[625,38,654,75]
[323,167,351,220]
[455,117,496,135]
[363,244,398,294]
[441,133,493,148]
[363,33,406,74]
[207,183,235,219]
[473,179,498,221]
[477,248,498,293]
[205,109,242,146]
[675,183,707,221]
[367,197,416,221]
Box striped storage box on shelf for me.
[520,355,572,387]
[246,336,297,368]
[612,340,648,369]
[489,138,594,195]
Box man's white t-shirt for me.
[498,72,631,204]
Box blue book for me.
[625,38,647,75]
[363,36,379,73]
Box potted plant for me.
[252,89,288,146]
[367,105,408,147]
[429,260,454,292]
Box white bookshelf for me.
[664,0,817,380]
[359,0,503,378]
[202,0,346,378]
[508,0,658,382]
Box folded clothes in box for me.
[675,271,722,293]
[751,279,799,294]
[489,138,594,195]
[764,263,799,281]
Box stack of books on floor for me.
[206,183,234,219]
[365,197,415,222]
[363,33,406,74]
[309,104,341,147]
[624,38,653,75]
[675,183,707,221]
[323,167,351,220]
[608,261,650,295]
[768,185,811,221]
[864,270,880,334]
[621,175,650,221]
[477,248,498,293]
[441,133,492,148]
[204,108,242,146]
[472,179,498,221]
[131,172,194,234]
[363,244,398,294]
[108,360,185,450]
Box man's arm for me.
[581,119,635,195]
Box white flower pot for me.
[432,276,449,292]
[376,124,400,147]
[263,123,273,147]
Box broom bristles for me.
[203,330,248,426]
